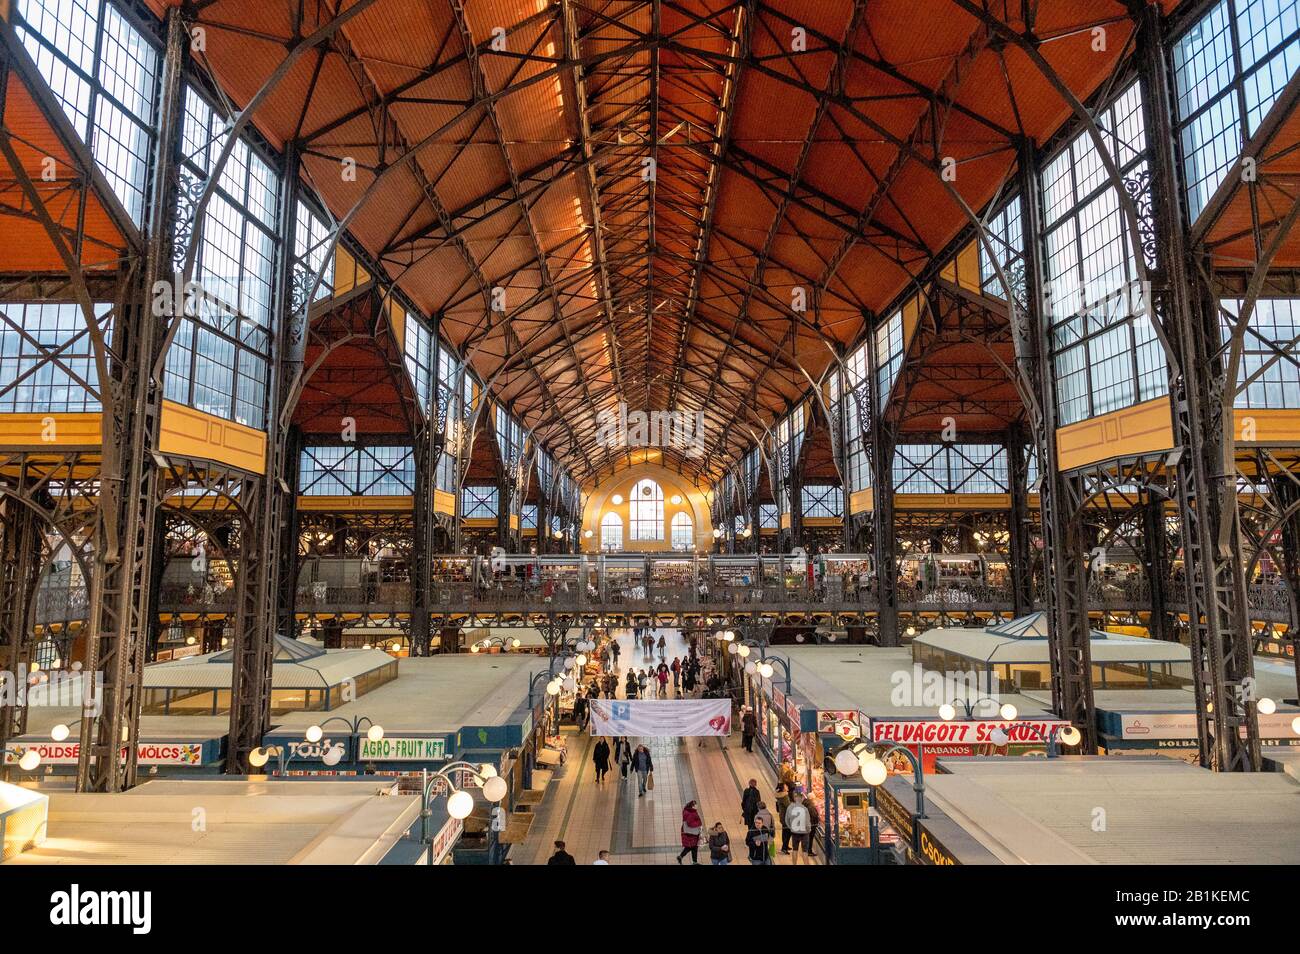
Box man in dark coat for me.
[741,707,758,752]
[741,778,762,828]
[547,841,576,864]
[592,738,611,784]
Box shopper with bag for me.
[785,792,812,865]
[615,737,632,780]
[676,801,703,864]
[745,817,773,865]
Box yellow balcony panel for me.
[1056,398,1174,472]
[434,489,456,515]
[849,488,874,515]
[0,412,101,450]
[158,401,267,475]
[296,494,413,512]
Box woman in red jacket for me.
[677,800,703,864]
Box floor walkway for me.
[512,628,822,866]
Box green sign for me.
[357,737,447,762]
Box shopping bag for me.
[768,838,777,860]
[647,771,655,791]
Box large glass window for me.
[893,444,1009,494]
[670,511,693,550]
[0,302,109,412]
[403,311,434,410]
[1174,0,1300,221]
[17,0,160,224]
[293,199,334,305]
[601,512,623,551]
[1221,298,1300,407]
[979,196,1025,301]
[801,484,844,518]
[629,478,664,541]
[298,445,415,496]
[164,85,279,429]
[1041,81,1167,427]
[461,485,498,519]
[841,346,870,492]
[874,310,905,403]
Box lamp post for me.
[937,698,1020,722]
[470,634,522,653]
[250,716,386,773]
[989,721,1083,758]
[420,761,509,865]
[937,702,1083,757]
[833,741,927,819]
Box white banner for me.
[588,699,732,737]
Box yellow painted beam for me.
[0,412,101,450]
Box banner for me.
[588,699,731,737]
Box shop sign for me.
[917,825,958,866]
[4,740,209,766]
[1120,711,1300,742]
[817,710,858,733]
[872,783,914,847]
[427,815,464,866]
[871,719,1069,745]
[357,736,447,762]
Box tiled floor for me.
[512,627,822,866]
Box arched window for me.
[600,512,623,551]
[629,479,664,541]
[670,511,693,550]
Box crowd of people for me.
[548,626,819,866]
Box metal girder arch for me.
[665,0,754,415]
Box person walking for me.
[707,822,731,865]
[656,633,666,660]
[592,737,611,785]
[631,743,654,797]
[615,736,632,780]
[625,670,638,699]
[785,792,811,865]
[806,797,821,860]
[740,778,761,829]
[656,663,669,698]
[670,657,681,693]
[755,800,774,831]
[593,850,611,865]
[547,841,576,865]
[775,783,792,855]
[741,706,757,752]
[745,818,772,865]
[611,638,621,670]
[677,801,703,864]
[573,688,590,730]
[637,669,649,697]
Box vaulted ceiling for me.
[159,0,1174,485]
